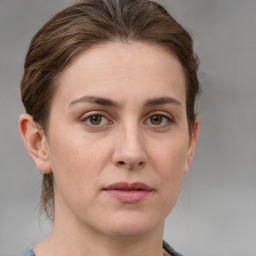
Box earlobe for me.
[18,114,52,174]
[185,117,200,174]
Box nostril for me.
[118,161,125,166]
[117,160,144,169]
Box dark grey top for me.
[21,241,182,256]
[163,240,183,256]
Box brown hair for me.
[21,0,200,218]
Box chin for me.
[101,211,163,238]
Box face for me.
[42,42,198,238]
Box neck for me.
[34,193,166,256]
[34,216,165,256]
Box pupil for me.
[151,115,162,125]
[90,115,101,125]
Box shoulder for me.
[163,240,183,256]
[20,248,35,256]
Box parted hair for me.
[20,0,200,218]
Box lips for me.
[103,182,153,203]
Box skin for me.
[19,42,199,256]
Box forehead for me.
[55,42,186,106]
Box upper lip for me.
[104,182,153,191]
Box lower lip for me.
[104,190,152,203]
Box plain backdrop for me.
[0,1,255,256]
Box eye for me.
[150,115,163,125]
[81,113,110,127]
[88,115,103,125]
[145,114,173,126]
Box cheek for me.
[47,129,109,195]
[150,136,189,205]
[153,139,188,178]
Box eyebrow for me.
[144,97,182,107]
[69,95,182,109]
[69,95,121,108]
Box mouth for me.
[103,182,153,203]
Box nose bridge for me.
[113,119,147,169]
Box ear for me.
[19,114,52,174]
[185,117,200,174]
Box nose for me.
[112,125,148,170]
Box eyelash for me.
[144,112,174,129]
[81,112,113,128]
[80,112,173,129]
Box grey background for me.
[0,0,255,255]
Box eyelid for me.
[144,111,174,126]
[80,111,114,128]
[81,110,112,119]
[145,111,174,120]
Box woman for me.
[19,0,200,255]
